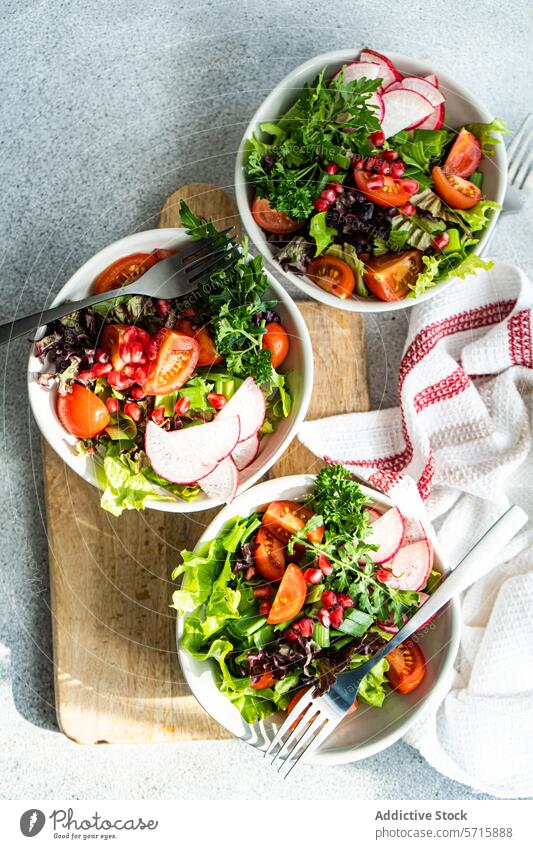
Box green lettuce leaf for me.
[464,118,509,156]
[357,657,390,708]
[455,200,501,232]
[309,211,337,256]
[98,444,186,516]
[325,242,369,296]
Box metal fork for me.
[503,113,532,214]
[0,228,238,346]
[266,504,528,778]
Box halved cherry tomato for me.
[93,249,174,294]
[287,687,358,724]
[267,564,307,625]
[251,197,302,234]
[354,170,412,208]
[307,256,355,300]
[262,500,324,546]
[386,639,426,694]
[251,672,276,690]
[174,313,223,367]
[261,322,289,368]
[443,128,482,179]
[432,166,482,210]
[143,328,199,395]
[254,527,286,582]
[363,250,424,301]
[56,384,110,438]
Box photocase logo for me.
[20,809,46,837]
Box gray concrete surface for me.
[1,0,531,800]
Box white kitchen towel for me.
[298,263,533,798]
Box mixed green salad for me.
[174,465,438,722]
[34,204,292,515]
[245,48,507,301]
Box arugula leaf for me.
[464,118,509,156]
[309,211,337,256]
[179,200,218,239]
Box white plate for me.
[27,229,313,512]
[177,474,461,764]
[235,49,507,313]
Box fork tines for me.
[182,227,239,284]
[508,114,532,190]
[264,691,339,779]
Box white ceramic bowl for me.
[27,229,314,512]
[177,474,461,764]
[235,50,507,313]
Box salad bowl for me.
[27,228,313,513]
[235,49,507,313]
[177,474,461,764]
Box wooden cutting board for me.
[43,183,369,744]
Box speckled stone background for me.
[1,0,531,800]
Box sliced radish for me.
[425,73,439,87]
[415,102,444,130]
[367,506,404,564]
[382,539,433,591]
[216,377,265,442]
[144,416,240,485]
[231,433,260,471]
[360,49,402,89]
[396,77,444,107]
[199,456,238,503]
[365,506,382,523]
[380,89,434,138]
[368,90,385,122]
[401,516,427,546]
[333,60,381,83]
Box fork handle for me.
[0,285,132,347]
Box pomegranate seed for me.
[328,181,344,195]
[297,618,314,638]
[318,608,331,628]
[369,130,385,147]
[303,567,323,585]
[130,343,147,364]
[366,175,384,190]
[147,340,158,361]
[174,396,191,415]
[134,365,149,383]
[123,364,137,379]
[95,348,109,364]
[105,397,120,414]
[253,585,273,600]
[124,402,142,422]
[400,202,416,217]
[378,160,391,176]
[365,156,378,171]
[324,161,339,174]
[93,362,112,377]
[78,369,96,382]
[207,392,227,410]
[402,178,420,195]
[377,567,393,583]
[107,370,134,390]
[313,198,329,212]
[337,593,354,609]
[155,298,171,317]
[389,160,405,178]
[131,386,146,401]
[329,606,344,629]
[120,345,133,364]
[433,232,450,251]
[258,601,271,616]
[353,157,364,170]
[320,188,337,204]
[318,553,333,575]
[321,589,337,609]
[383,149,399,162]
[285,628,300,643]
[151,405,166,425]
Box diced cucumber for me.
[337,608,373,638]
[443,228,461,254]
[312,622,330,648]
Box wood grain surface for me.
[43,183,369,743]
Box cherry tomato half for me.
[354,170,412,208]
[267,564,307,625]
[363,250,424,301]
[262,500,324,546]
[251,197,302,234]
[251,672,276,690]
[432,166,482,210]
[143,328,199,395]
[386,639,426,694]
[307,256,355,300]
[261,322,289,369]
[174,314,223,367]
[56,384,110,438]
[93,249,174,294]
[443,128,482,179]
[253,527,286,582]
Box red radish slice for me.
[333,60,381,83]
[360,49,402,89]
[402,516,427,545]
[199,456,238,503]
[382,539,433,591]
[368,90,385,121]
[425,73,439,87]
[381,89,434,137]
[367,506,404,563]
[365,506,382,523]
[396,77,444,107]
[216,377,266,442]
[231,433,260,471]
[415,103,444,130]
[144,416,240,485]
